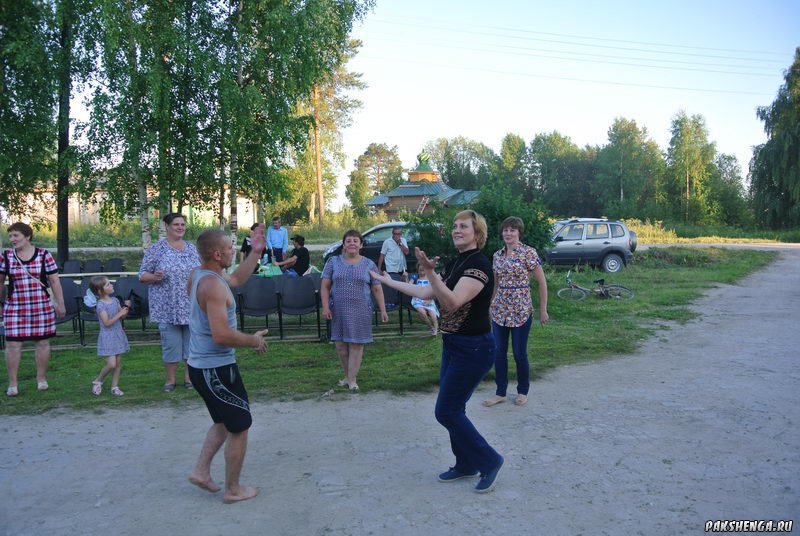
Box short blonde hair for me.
[454,210,488,249]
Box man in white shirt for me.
[377,227,409,277]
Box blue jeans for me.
[436,332,502,474]
[491,316,533,396]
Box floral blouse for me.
[490,243,541,327]
[139,239,200,325]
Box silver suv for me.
[544,218,637,273]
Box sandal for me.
[110,386,124,396]
[515,394,528,406]
[162,383,176,392]
[184,381,193,389]
[6,386,18,397]
[337,378,348,387]
[348,383,359,391]
[92,381,102,396]
[37,380,49,391]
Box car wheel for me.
[602,253,623,273]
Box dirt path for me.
[2,250,798,535]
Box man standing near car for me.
[266,216,288,264]
[377,226,409,280]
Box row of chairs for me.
[235,274,323,340]
[60,258,126,274]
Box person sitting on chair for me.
[272,235,309,277]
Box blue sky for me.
[333,0,799,208]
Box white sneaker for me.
[37,380,49,391]
[6,386,18,397]
[337,378,348,387]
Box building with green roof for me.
[365,152,481,218]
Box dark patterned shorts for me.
[188,363,252,434]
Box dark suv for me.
[322,222,418,271]
[544,218,637,273]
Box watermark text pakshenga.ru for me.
[705,520,793,532]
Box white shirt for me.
[380,237,408,272]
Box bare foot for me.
[483,395,506,407]
[188,474,221,493]
[223,485,260,504]
[515,394,529,406]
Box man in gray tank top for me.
[186,228,268,504]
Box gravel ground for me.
[1,248,798,536]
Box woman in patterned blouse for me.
[484,216,548,408]
[139,213,201,392]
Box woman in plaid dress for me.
[0,222,65,397]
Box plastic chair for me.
[237,276,280,331]
[373,280,404,335]
[62,260,82,274]
[56,278,82,334]
[83,259,103,274]
[277,275,321,340]
[104,258,125,273]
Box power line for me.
[367,17,790,65]
[370,15,788,57]
[360,35,779,78]
[357,54,775,97]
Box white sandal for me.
[6,386,18,397]
[110,386,124,396]
[92,381,102,396]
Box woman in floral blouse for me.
[139,213,200,392]
[484,216,548,407]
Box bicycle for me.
[556,269,634,301]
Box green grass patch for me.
[1,247,776,415]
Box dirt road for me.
[1,249,798,535]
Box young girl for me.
[411,265,439,336]
[89,276,130,396]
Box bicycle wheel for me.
[605,285,634,300]
[557,287,588,301]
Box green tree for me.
[424,137,499,191]
[287,38,365,224]
[706,153,751,226]
[666,111,716,223]
[345,166,371,218]
[497,133,528,198]
[349,143,404,196]
[750,48,800,228]
[0,1,56,218]
[594,118,665,219]
[527,131,598,216]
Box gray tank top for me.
[187,269,236,368]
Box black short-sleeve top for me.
[439,248,493,336]
[292,246,310,275]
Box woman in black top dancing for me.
[371,210,504,493]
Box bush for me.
[407,181,553,267]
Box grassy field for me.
[0,246,777,415]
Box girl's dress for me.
[96,299,130,356]
[0,248,58,341]
[411,278,439,317]
[322,255,379,344]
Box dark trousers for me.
[435,332,502,474]
[267,249,284,264]
[491,316,533,396]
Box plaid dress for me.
[0,248,58,341]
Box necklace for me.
[445,250,479,284]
